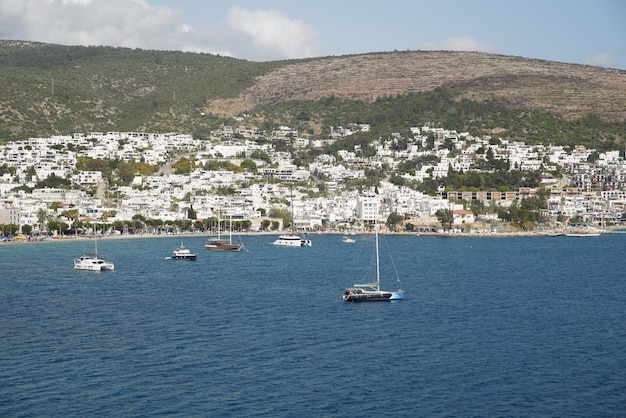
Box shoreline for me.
[3,226,624,245]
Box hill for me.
[0,40,284,140]
[207,51,626,123]
[1,41,625,147]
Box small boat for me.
[343,225,404,302]
[74,226,114,271]
[342,236,356,243]
[171,241,197,260]
[271,234,312,247]
[270,186,312,247]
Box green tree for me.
[436,209,454,230]
[36,173,71,189]
[500,200,545,230]
[187,205,197,220]
[386,212,404,231]
[48,220,70,235]
[269,208,291,228]
[37,209,48,232]
[389,174,407,187]
[172,158,195,174]
[240,159,257,173]
[61,209,79,222]
[112,221,126,234]
[25,166,37,181]
[2,224,20,235]
[116,161,137,185]
[250,150,272,164]
[587,151,600,163]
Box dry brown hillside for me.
[206,51,626,122]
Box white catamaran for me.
[271,187,312,247]
[74,224,114,271]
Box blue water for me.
[1,234,625,417]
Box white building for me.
[356,193,379,222]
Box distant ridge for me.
[207,51,626,122]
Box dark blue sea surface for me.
[1,233,625,417]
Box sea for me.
[1,233,625,417]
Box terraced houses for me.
[1,124,624,234]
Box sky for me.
[0,0,624,69]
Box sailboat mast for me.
[94,222,98,256]
[375,223,381,291]
[217,208,221,240]
[229,203,233,245]
[290,185,295,234]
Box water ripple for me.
[1,235,625,416]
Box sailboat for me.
[343,224,404,302]
[271,186,312,247]
[205,208,244,251]
[74,223,115,271]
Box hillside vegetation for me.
[0,40,284,140]
[1,41,625,149]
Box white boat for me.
[74,228,114,271]
[342,236,356,243]
[271,234,312,247]
[74,253,115,271]
[171,241,197,260]
[271,187,312,247]
[205,209,243,252]
[343,225,404,302]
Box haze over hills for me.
[1,41,625,146]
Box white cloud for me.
[0,1,320,60]
[583,53,616,68]
[421,36,499,53]
[1,0,172,47]
[0,0,232,55]
[226,6,320,59]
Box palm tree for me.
[36,208,48,234]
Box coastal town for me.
[1,120,625,239]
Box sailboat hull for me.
[74,255,115,271]
[74,224,114,271]
[343,288,404,302]
[206,208,244,252]
[205,240,243,251]
[342,223,404,302]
